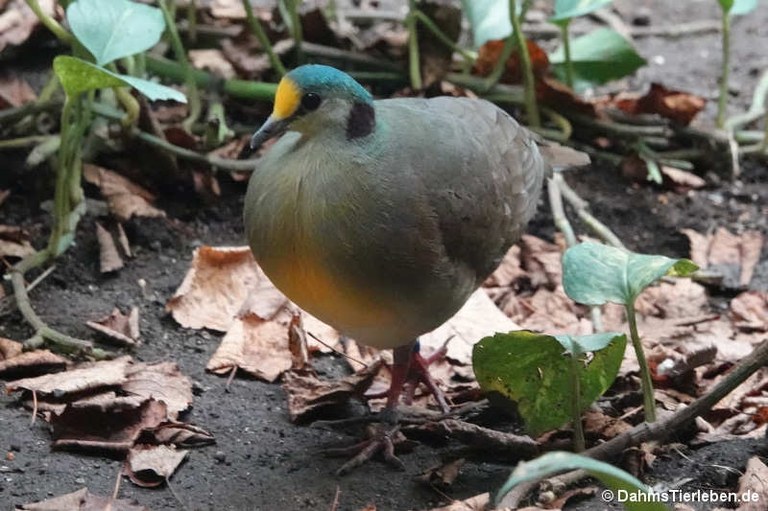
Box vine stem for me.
[509,0,540,127]
[558,20,574,88]
[242,0,286,76]
[406,0,422,90]
[716,10,731,129]
[158,0,201,131]
[626,304,657,423]
[569,354,586,452]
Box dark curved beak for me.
[249,115,291,152]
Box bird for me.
[244,64,571,472]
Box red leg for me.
[386,340,450,413]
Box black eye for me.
[301,92,321,111]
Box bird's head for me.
[249,65,376,151]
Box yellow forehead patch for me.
[273,77,301,120]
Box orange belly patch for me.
[263,250,396,334]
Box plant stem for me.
[187,0,198,44]
[625,304,657,423]
[24,0,73,44]
[509,0,540,127]
[158,0,201,131]
[569,354,586,452]
[145,56,277,100]
[716,11,731,129]
[559,20,574,88]
[411,10,475,65]
[406,0,422,90]
[242,0,286,76]
[285,0,303,64]
[483,37,515,92]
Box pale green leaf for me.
[461,0,515,48]
[562,242,698,306]
[550,0,614,22]
[550,28,646,88]
[496,452,669,510]
[67,0,165,66]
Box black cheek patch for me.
[346,102,376,140]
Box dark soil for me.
[1,1,767,510]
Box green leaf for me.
[473,331,626,436]
[553,332,622,356]
[54,56,187,103]
[550,28,646,88]
[461,0,515,48]
[562,243,698,306]
[550,0,614,22]
[67,0,165,66]
[720,0,758,15]
[496,451,669,510]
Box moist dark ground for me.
[1,1,767,510]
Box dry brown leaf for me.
[5,356,132,396]
[0,345,68,380]
[520,234,562,288]
[145,422,215,447]
[417,458,465,489]
[95,222,124,273]
[167,246,261,331]
[0,224,35,258]
[734,457,768,511]
[19,487,148,511]
[189,49,236,79]
[282,360,383,423]
[731,291,768,332]
[660,166,706,191]
[124,444,188,487]
[682,227,764,289]
[0,0,55,53]
[209,0,248,18]
[207,311,294,382]
[484,245,524,287]
[509,285,590,335]
[83,164,165,221]
[635,279,709,318]
[86,307,140,346]
[0,71,36,108]
[427,493,490,511]
[615,83,706,125]
[422,288,520,370]
[52,398,168,453]
[123,362,193,418]
[117,222,132,257]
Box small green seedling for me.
[562,242,698,423]
[473,330,626,450]
[549,27,646,92]
[47,0,185,257]
[715,0,759,128]
[496,451,669,510]
[549,0,614,88]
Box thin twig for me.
[725,68,768,130]
[556,178,626,249]
[242,0,286,76]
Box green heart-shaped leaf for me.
[472,331,626,436]
[461,0,518,48]
[496,451,669,510]
[562,242,698,306]
[550,28,646,89]
[54,56,187,103]
[719,0,758,15]
[550,0,614,22]
[67,0,165,66]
